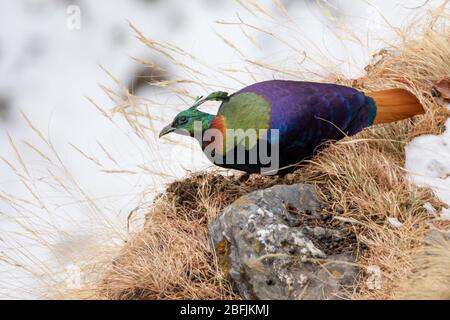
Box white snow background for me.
[405,111,450,221]
[0,0,447,298]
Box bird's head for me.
[159,91,229,138]
[159,108,211,138]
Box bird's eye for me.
[177,116,188,125]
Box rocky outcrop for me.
[209,184,358,300]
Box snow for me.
[423,202,438,216]
[0,0,446,298]
[405,106,450,221]
[387,217,403,228]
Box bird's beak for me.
[159,124,176,138]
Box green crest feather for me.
[190,91,230,109]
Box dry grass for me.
[76,2,450,300]
[394,232,450,300]
[97,174,288,299]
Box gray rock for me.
[209,184,357,300]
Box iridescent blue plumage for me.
[231,80,376,170]
[160,80,422,174]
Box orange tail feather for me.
[369,88,424,124]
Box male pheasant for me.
[159,80,423,174]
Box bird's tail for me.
[368,88,424,124]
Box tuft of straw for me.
[395,233,450,300]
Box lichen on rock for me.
[209,184,358,300]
